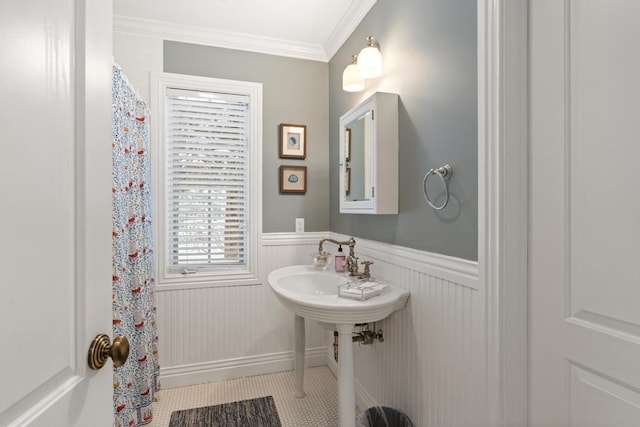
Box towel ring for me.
[422,164,452,210]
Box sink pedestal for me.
[336,323,356,427]
[294,315,356,427]
[294,314,306,398]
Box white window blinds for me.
[165,88,250,270]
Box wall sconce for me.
[342,54,365,92]
[357,36,382,79]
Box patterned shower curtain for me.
[112,65,159,427]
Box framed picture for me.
[279,123,307,159]
[345,167,351,195]
[279,165,307,193]
[345,128,351,162]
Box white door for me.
[0,1,114,426]
[530,1,640,426]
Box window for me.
[153,73,262,288]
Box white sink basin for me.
[267,265,410,324]
[269,264,410,426]
[277,272,343,296]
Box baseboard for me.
[160,347,327,389]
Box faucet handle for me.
[360,260,373,276]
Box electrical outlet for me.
[295,218,304,233]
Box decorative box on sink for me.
[338,280,390,301]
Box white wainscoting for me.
[157,232,329,389]
[326,233,483,426]
[158,232,483,427]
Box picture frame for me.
[345,167,351,195]
[345,128,351,162]
[279,165,307,193]
[279,123,307,159]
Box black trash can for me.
[356,406,414,427]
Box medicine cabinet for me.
[339,92,398,214]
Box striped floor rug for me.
[168,396,282,427]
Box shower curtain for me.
[112,65,159,427]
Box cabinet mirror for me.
[339,92,398,214]
[344,110,372,202]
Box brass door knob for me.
[88,334,129,370]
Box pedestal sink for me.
[267,265,410,427]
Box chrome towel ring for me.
[422,164,452,210]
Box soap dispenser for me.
[335,245,346,272]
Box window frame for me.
[152,72,262,290]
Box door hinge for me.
[371,109,375,120]
[371,186,375,198]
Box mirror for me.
[339,92,398,214]
[344,110,372,202]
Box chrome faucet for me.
[318,237,360,276]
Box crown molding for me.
[114,0,375,63]
[323,0,377,60]
[113,15,329,62]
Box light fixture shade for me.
[357,36,382,79]
[342,55,365,92]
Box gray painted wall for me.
[329,0,478,260]
[164,41,330,233]
[163,0,478,260]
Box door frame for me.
[110,2,530,425]
[479,0,529,425]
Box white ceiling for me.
[113,0,376,61]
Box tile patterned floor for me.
[149,366,339,427]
